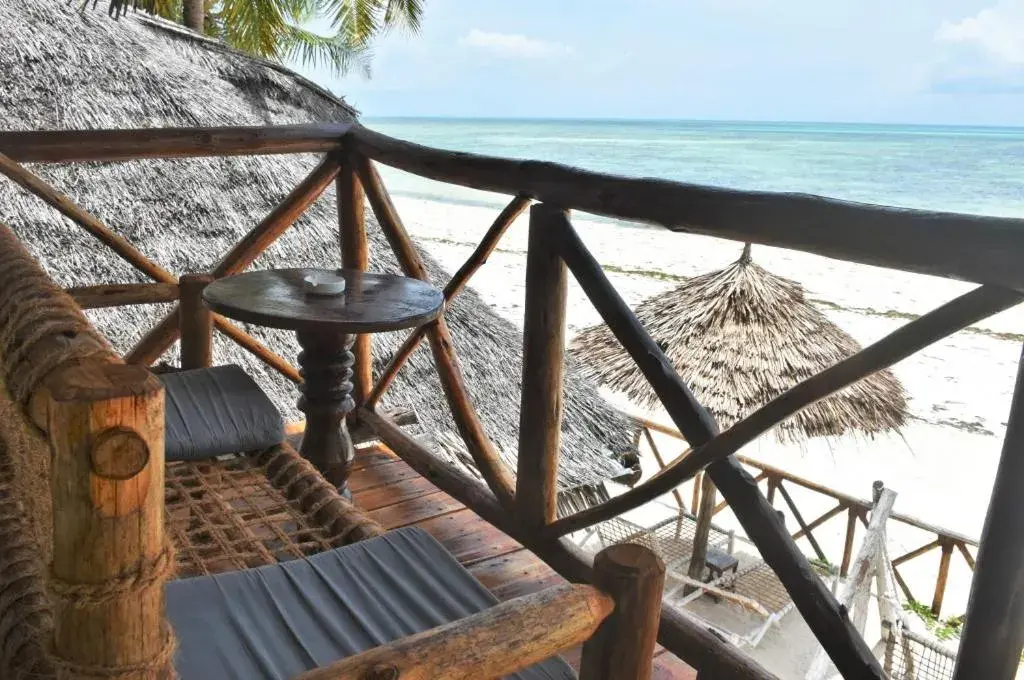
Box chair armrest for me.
[294,583,613,680]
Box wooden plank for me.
[350,123,1024,293]
[414,509,523,566]
[469,548,561,601]
[348,459,423,493]
[67,282,179,309]
[348,446,399,472]
[517,203,569,529]
[367,490,464,530]
[352,474,439,511]
[1,123,350,163]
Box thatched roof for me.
[571,246,908,441]
[0,1,636,495]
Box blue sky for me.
[295,0,1024,125]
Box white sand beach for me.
[391,188,1024,621]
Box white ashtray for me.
[302,272,347,296]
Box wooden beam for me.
[358,407,778,680]
[932,540,954,616]
[365,194,529,409]
[213,155,342,277]
[957,541,976,571]
[45,360,171,679]
[213,316,302,384]
[840,507,858,578]
[644,428,686,510]
[688,473,719,583]
[580,544,665,680]
[126,311,179,366]
[295,584,612,680]
[790,499,847,540]
[337,150,371,406]
[516,204,569,529]
[0,123,350,163]
[67,282,180,309]
[357,156,517,509]
[125,156,342,366]
[892,539,942,568]
[776,480,828,562]
[548,284,1022,539]
[350,124,1024,293]
[0,152,176,284]
[179,274,213,370]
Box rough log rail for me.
[0,123,350,163]
[3,123,1024,679]
[633,414,980,616]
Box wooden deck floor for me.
[348,443,698,679]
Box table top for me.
[203,268,444,333]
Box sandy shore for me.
[392,191,1022,618]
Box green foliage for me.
[96,0,424,76]
[902,599,964,641]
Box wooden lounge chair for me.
[0,220,661,680]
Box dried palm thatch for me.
[0,1,637,500]
[571,245,908,441]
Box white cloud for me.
[459,29,571,59]
[935,1,1024,65]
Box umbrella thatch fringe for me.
[0,1,636,494]
[571,252,908,442]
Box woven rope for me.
[48,546,175,610]
[49,629,175,680]
[0,223,113,405]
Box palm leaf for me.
[279,23,373,77]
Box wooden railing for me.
[3,121,1024,679]
[632,414,979,617]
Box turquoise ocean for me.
[365,117,1024,218]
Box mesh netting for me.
[884,625,957,680]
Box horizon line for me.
[359,114,1024,130]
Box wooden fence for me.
[2,121,1024,679]
[633,414,978,617]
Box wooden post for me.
[517,204,568,529]
[580,543,665,680]
[688,473,719,584]
[691,470,703,516]
[45,360,171,680]
[932,540,954,616]
[179,273,213,370]
[841,507,858,578]
[338,151,371,406]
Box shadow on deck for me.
[348,443,698,679]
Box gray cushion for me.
[160,364,284,461]
[166,527,576,680]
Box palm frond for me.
[327,0,381,45]
[279,23,373,77]
[383,0,421,33]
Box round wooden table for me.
[204,268,444,494]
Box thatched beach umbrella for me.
[570,243,908,575]
[0,1,638,511]
[572,244,908,440]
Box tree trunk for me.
[183,0,205,32]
